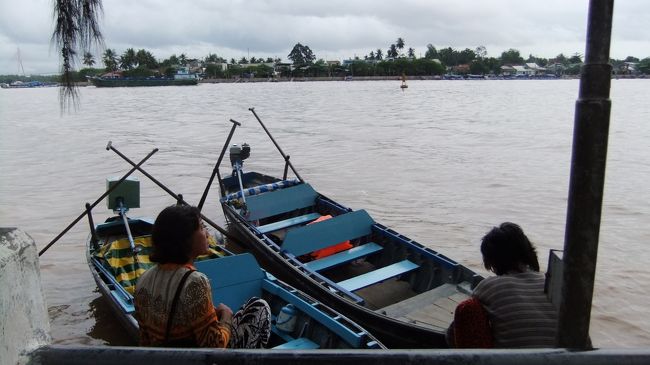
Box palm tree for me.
[396,38,405,55]
[102,48,118,72]
[83,52,95,67]
[179,53,187,65]
[120,48,137,70]
[376,49,383,60]
[407,48,415,58]
[52,0,104,106]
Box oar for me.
[249,107,304,183]
[106,142,244,245]
[197,119,241,212]
[39,147,158,256]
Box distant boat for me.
[88,67,198,87]
[1,80,58,89]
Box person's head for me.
[150,205,208,264]
[480,222,540,275]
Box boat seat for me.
[282,210,375,257]
[337,260,420,292]
[257,212,321,234]
[273,337,320,350]
[194,253,264,311]
[245,183,318,221]
[304,242,383,272]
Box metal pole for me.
[249,107,304,183]
[557,0,614,349]
[39,147,158,256]
[197,119,241,211]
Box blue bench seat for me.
[281,210,375,257]
[273,337,319,349]
[257,212,321,234]
[337,260,419,292]
[304,242,383,272]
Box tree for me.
[83,52,95,67]
[500,49,524,65]
[624,56,640,63]
[569,53,583,64]
[230,58,236,65]
[554,53,568,65]
[424,44,439,60]
[102,48,118,72]
[375,49,383,60]
[387,44,398,58]
[637,58,650,74]
[475,46,487,59]
[52,0,103,104]
[438,47,458,66]
[239,57,249,64]
[136,49,158,69]
[287,43,316,65]
[458,48,476,64]
[396,38,405,54]
[120,48,137,69]
[407,48,415,58]
[368,51,375,60]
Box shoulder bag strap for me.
[163,269,195,346]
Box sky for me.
[0,0,648,75]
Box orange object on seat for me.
[308,215,353,260]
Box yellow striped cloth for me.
[95,235,225,294]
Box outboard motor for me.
[229,143,250,169]
[229,143,251,215]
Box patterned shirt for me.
[134,263,231,347]
[472,270,558,348]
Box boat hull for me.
[219,172,482,348]
[88,77,198,87]
[86,216,384,349]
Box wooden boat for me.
[215,122,483,348]
[86,177,385,349]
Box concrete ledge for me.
[1,228,51,365]
[27,346,650,365]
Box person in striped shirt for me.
[471,222,558,348]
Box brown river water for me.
[1,79,649,347]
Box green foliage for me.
[500,49,524,65]
[288,43,316,65]
[102,49,118,72]
[638,58,650,74]
[120,48,137,70]
[424,44,439,60]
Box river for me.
[1,79,649,347]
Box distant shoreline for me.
[64,74,644,87]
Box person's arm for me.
[186,276,232,348]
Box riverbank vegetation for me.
[3,40,649,84]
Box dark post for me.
[557,0,614,349]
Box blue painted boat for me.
[214,118,484,348]
[85,177,384,349]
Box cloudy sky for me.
[0,0,648,75]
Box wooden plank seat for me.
[304,242,383,272]
[273,337,319,349]
[281,210,375,257]
[337,260,420,292]
[245,183,319,221]
[257,212,321,234]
